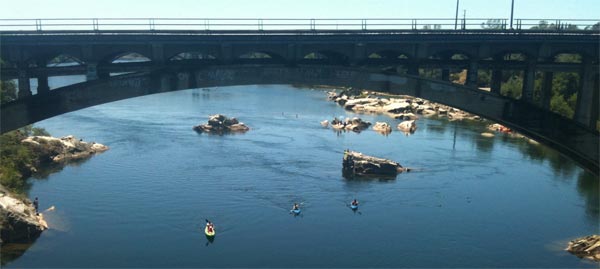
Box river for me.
[4,82,598,267]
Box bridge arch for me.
[108,52,153,64]
[235,51,286,64]
[46,54,85,67]
[1,65,597,174]
[169,51,218,61]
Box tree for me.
[1,80,18,104]
[584,22,600,31]
[481,19,505,30]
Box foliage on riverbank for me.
[0,126,50,194]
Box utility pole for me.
[510,0,515,29]
[454,0,460,30]
[462,9,466,29]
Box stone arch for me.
[169,51,218,61]
[552,52,583,63]
[299,51,348,65]
[368,50,411,60]
[109,52,152,63]
[495,51,529,61]
[46,54,85,67]
[429,50,471,60]
[235,51,286,64]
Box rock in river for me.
[566,235,600,261]
[193,114,249,134]
[342,150,408,178]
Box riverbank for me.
[0,132,108,246]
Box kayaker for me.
[206,221,214,233]
[292,203,299,211]
[351,199,359,206]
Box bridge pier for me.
[17,65,31,98]
[441,68,450,81]
[490,69,502,94]
[466,59,478,86]
[36,73,50,94]
[86,63,99,80]
[540,71,553,109]
[85,62,109,81]
[521,59,536,102]
[574,59,597,128]
[407,63,419,76]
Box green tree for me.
[550,94,575,118]
[0,126,51,194]
[481,19,505,30]
[1,80,18,104]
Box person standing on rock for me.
[33,197,39,215]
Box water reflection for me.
[577,171,600,224]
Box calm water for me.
[5,84,598,268]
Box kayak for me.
[205,226,215,237]
[291,209,301,214]
[350,204,358,210]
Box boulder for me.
[397,120,417,134]
[344,117,371,132]
[21,135,109,163]
[566,235,600,261]
[372,122,392,134]
[193,114,249,134]
[342,150,407,178]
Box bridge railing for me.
[0,18,598,32]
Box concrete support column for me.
[17,68,31,98]
[466,59,478,87]
[36,58,50,94]
[574,59,596,127]
[37,73,50,94]
[540,71,553,109]
[441,68,450,81]
[220,44,233,64]
[352,43,366,66]
[86,63,99,81]
[407,63,419,76]
[521,60,536,102]
[490,69,502,94]
[286,44,298,66]
[591,74,599,130]
[151,43,166,65]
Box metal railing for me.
[0,18,598,32]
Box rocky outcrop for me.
[342,150,408,178]
[566,235,600,262]
[331,117,371,132]
[328,90,480,122]
[397,120,417,134]
[193,114,249,134]
[21,135,109,164]
[372,122,392,134]
[0,186,47,246]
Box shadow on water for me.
[577,171,600,224]
[341,169,397,181]
[205,235,215,246]
[0,239,38,266]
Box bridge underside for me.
[1,65,598,174]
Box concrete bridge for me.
[0,20,599,173]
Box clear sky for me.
[2,0,599,19]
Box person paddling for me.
[292,203,299,211]
[351,199,359,207]
[206,220,214,233]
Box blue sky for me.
[3,0,599,19]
